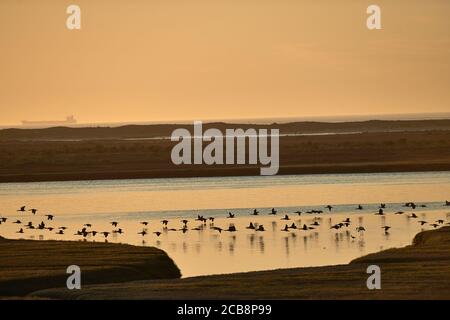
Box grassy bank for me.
[0,236,181,297]
[31,227,450,300]
[1,130,450,182]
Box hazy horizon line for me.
[1,111,450,129]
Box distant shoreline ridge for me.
[2,112,450,129]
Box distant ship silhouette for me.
[21,115,77,126]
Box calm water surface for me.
[0,171,449,277]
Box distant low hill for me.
[1,119,450,140]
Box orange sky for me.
[1,0,449,125]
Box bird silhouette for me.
[256,225,265,231]
[180,226,189,233]
[246,222,255,229]
[138,230,147,236]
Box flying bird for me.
[138,230,147,236]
